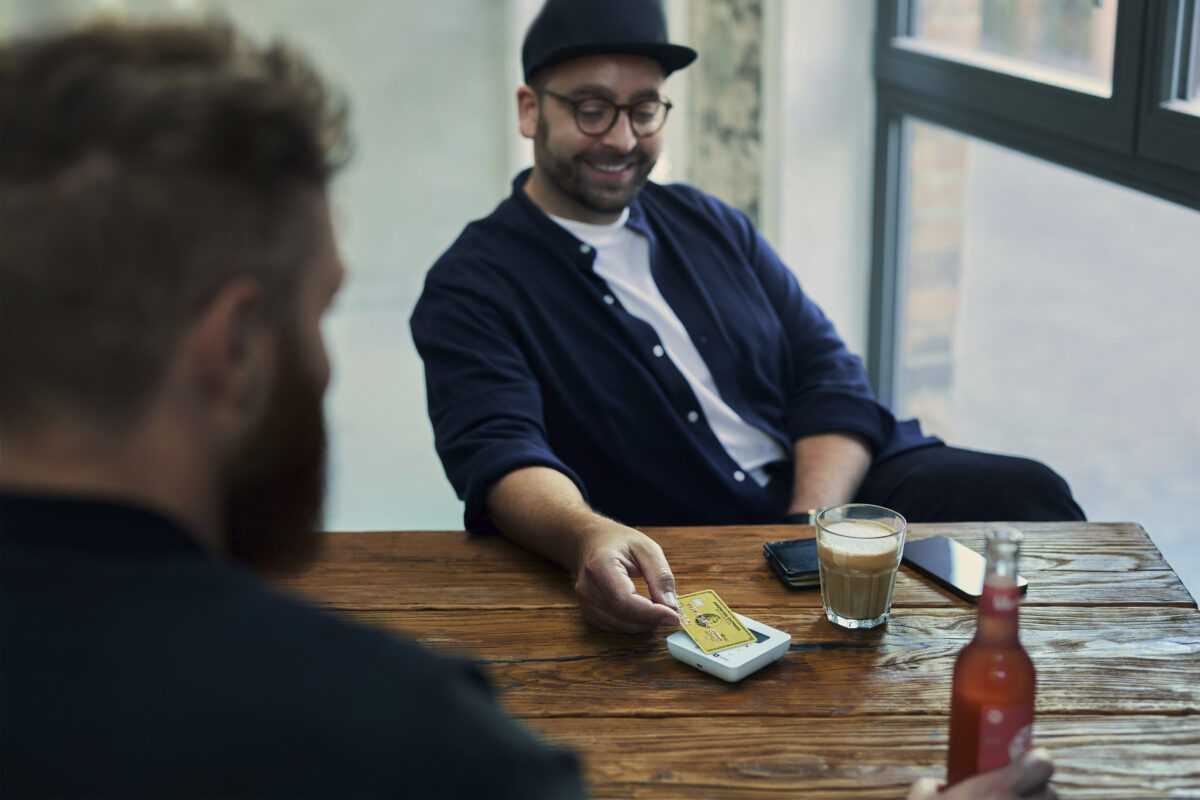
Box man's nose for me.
[598,110,638,150]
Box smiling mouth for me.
[582,160,636,182]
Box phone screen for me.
[902,536,1027,601]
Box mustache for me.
[578,147,648,167]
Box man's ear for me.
[190,277,274,427]
[517,85,540,140]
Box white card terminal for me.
[667,612,791,682]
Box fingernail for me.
[664,592,679,609]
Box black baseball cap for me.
[521,0,697,84]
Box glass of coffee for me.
[816,504,907,629]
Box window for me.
[873,0,1199,234]
[1141,0,1200,166]
[871,1,1200,594]
[909,0,1119,95]
[872,0,1200,397]
[894,118,1200,451]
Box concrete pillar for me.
[686,0,764,224]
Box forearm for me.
[485,465,608,572]
[788,432,872,515]
[486,465,680,633]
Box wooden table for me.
[277,523,1200,798]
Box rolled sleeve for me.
[410,279,587,532]
[784,388,894,453]
[733,208,893,453]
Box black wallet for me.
[763,538,820,589]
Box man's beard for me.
[534,114,655,215]
[223,328,327,575]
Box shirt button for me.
[652,345,664,358]
[687,410,699,423]
[603,294,615,305]
[733,470,746,482]
[579,244,592,254]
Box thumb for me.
[905,777,940,800]
[1012,748,1054,794]
[630,537,679,611]
[937,748,1055,800]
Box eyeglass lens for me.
[575,98,668,136]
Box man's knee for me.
[939,451,1084,521]
[983,455,1083,519]
[861,447,1085,522]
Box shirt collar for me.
[509,168,655,251]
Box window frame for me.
[869,0,1200,402]
[1139,0,1200,169]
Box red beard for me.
[223,329,327,574]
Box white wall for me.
[764,0,877,358]
[214,1,518,531]
[236,0,517,531]
[3,0,518,531]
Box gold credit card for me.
[676,589,756,654]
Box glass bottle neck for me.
[975,598,1021,641]
[976,529,1023,641]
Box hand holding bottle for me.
[906,747,1057,799]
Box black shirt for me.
[0,492,585,799]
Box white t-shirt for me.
[550,210,786,486]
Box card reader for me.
[667,612,791,682]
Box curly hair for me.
[0,20,350,431]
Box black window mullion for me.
[1138,0,1200,170]
[867,104,906,404]
[876,1,1137,154]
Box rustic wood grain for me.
[528,715,1200,799]
[327,606,1200,717]
[276,523,1197,609]
[273,523,1200,798]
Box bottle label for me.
[977,703,1033,772]
[980,584,1021,618]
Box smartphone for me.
[902,536,1027,602]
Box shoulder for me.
[162,572,582,795]
[637,181,757,241]
[425,191,549,288]
[426,208,506,282]
[181,567,464,688]
[1,520,583,798]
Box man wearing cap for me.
[411,0,1083,634]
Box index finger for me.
[601,589,681,629]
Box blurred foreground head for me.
[0,21,350,571]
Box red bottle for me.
[946,528,1035,785]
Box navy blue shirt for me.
[411,172,936,530]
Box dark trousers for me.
[850,444,1086,523]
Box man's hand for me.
[486,466,681,633]
[906,749,1056,800]
[573,519,680,633]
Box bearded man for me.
[0,21,583,798]
[411,0,1083,636]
